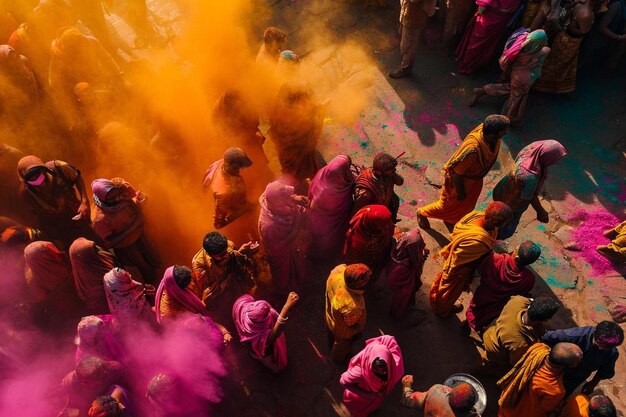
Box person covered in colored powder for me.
[91,177,159,283]
[466,240,541,333]
[429,202,512,317]
[492,140,567,239]
[326,263,372,362]
[561,394,617,417]
[400,375,481,416]
[307,153,355,260]
[469,29,551,125]
[384,229,429,320]
[340,335,404,417]
[256,27,287,66]
[352,152,404,223]
[417,115,509,230]
[191,231,258,321]
[541,320,623,395]
[232,291,299,373]
[344,205,395,278]
[17,155,93,248]
[497,342,583,417]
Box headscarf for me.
[103,268,153,323]
[16,155,46,180]
[522,29,548,53]
[278,50,300,63]
[92,178,135,212]
[75,315,124,363]
[344,205,394,266]
[499,28,530,70]
[92,179,115,206]
[516,140,567,176]
[155,266,209,323]
[308,154,354,224]
[232,294,287,372]
[259,181,298,223]
[340,335,404,416]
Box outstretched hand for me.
[239,241,260,256]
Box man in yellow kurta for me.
[417,115,509,230]
[497,342,583,417]
[429,201,512,316]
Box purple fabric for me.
[155,266,209,323]
[258,181,307,293]
[232,294,287,372]
[202,159,222,189]
[91,178,116,202]
[384,230,428,319]
[340,335,404,417]
[307,154,354,258]
[500,29,529,70]
[516,140,567,176]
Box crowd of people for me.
[393,0,626,124]
[0,0,624,416]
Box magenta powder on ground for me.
[568,209,623,275]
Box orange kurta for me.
[560,394,590,417]
[498,346,565,417]
[429,210,497,316]
[419,124,501,224]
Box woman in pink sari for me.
[74,315,124,363]
[70,238,120,315]
[455,0,524,74]
[384,230,429,320]
[307,154,355,260]
[340,335,404,417]
[258,181,309,294]
[232,292,299,373]
[103,267,155,325]
[155,265,232,343]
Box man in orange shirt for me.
[497,342,583,417]
[561,394,617,417]
[417,115,509,230]
[429,201,512,316]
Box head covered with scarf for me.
[515,140,567,177]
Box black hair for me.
[448,382,478,413]
[202,232,228,255]
[527,297,560,322]
[517,240,541,266]
[589,395,617,417]
[594,321,624,346]
[172,265,192,289]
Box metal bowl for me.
[443,373,487,415]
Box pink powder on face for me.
[568,209,623,275]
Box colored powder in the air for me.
[568,209,623,275]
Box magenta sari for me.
[103,267,154,324]
[75,314,124,363]
[384,230,429,319]
[307,154,354,259]
[258,181,308,294]
[465,252,536,332]
[155,266,210,323]
[232,294,288,373]
[340,335,404,417]
[456,0,523,74]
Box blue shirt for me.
[541,326,618,393]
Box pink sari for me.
[74,315,124,363]
[155,266,210,323]
[258,181,308,294]
[103,267,154,324]
[340,335,404,417]
[232,294,288,373]
[69,238,118,314]
[456,0,524,74]
[307,154,354,259]
[384,230,429,319]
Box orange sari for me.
[429,211,497,316]
[419,124,500,224]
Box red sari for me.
[344,205,394,274]
[456,0,523,74]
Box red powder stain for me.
[568,209,623,275]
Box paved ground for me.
[140,1,626,416]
